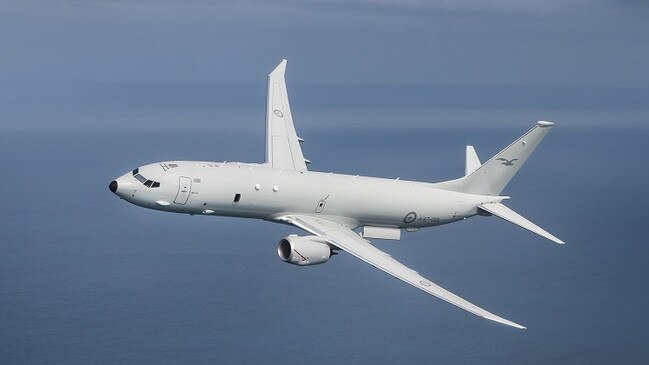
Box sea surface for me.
[1,127,647,364]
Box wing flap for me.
[280,214,526,329]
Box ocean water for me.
[1,127,647,364]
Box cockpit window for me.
[132,169,161,188]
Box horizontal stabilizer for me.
[479,203,564,244]
[465,146,481,176]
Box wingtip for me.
[500,320,527,330]
[490,316,527,330]
[537,120,554,127]
[481,312,526,329]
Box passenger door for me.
[174,176,192,204]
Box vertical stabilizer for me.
[435,122,554,195]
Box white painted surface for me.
[362,226,401,240]
[110,60,564,329]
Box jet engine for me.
[277,235,332,266]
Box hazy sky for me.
[1,0,647,130]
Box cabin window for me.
[233,193,241,203]
[152,182,160,188]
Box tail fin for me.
[435,121,554,196]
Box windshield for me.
[132,169,161,188]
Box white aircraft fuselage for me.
[111,161,501,229]
[110,60,563,329]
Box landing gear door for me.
[174,176,192,204]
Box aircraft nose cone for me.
[109,180,118,193]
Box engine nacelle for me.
[277,235,332,266]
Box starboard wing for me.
[265,59,308,171]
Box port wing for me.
[278,214,526,329]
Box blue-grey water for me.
[1,127,648,364]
